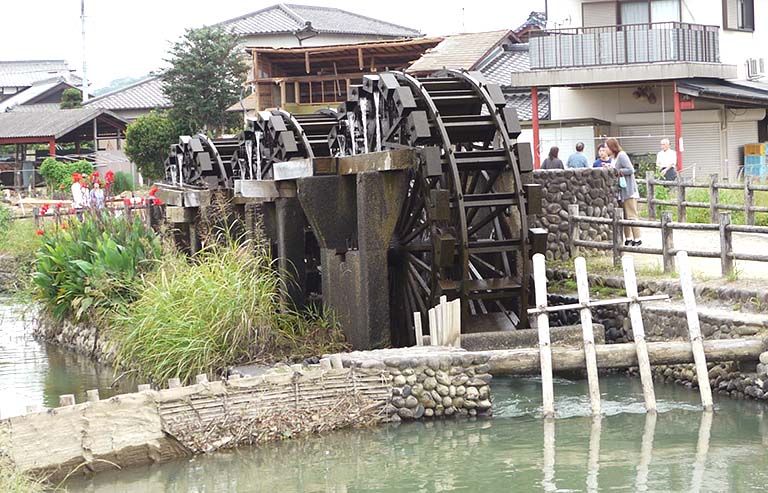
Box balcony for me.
[529,22,720,70]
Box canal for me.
[3,299,768,491]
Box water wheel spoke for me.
[407,252,432,273]
[408,261,431,298]
[493,216,513,277]
[469,254,505,277]
[467,206,508,237]
[401,219,429,246]
[406,267,429,314]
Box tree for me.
[60,88,83,109]
[162,27,247,134]
[124,111,180,180]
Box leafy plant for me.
[163,26,247,134]
[112,237,345,384]
[124,111,181,180]
[59,88,82,109]
[38,158,94,192]
[110,171,134,195]
[33,212,161,322]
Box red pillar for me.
[532,86,541,169]
[673,82,683,172]
[48,139,56,157]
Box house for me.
[232,37,442,114]
[216,3,421,49]
[0,76,82,113]
[83,76,171,122]
[0,60,80,104]
[511,0,768,180]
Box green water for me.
[4,300,768,491]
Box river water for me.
[3,300,768,492]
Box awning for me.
[677,78,768,108]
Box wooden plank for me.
[413,312,423,346]
[428,308,438,347]
[533,253,555,418]
[677,251,714,410]
[451,299,461,348]
[622,255,657,413]
[575,257,601,415]
[165,206,195,224]
[337,149,417,175]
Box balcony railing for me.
[529,22,720,70]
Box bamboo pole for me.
[677,251,714,410]
[440,295,449,346]
[587,416,602,492]
[451,299,461,348]
[622,255,657,413]
[543,417,556,490]
[635,411,656,491]
[413,312,423,346]
[533,253,555,418]
[575,257,601,415]
[428,307,438,347]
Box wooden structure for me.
[528,251,717,416]
[640,172,768,225]
[568,205,768,276]
[238,38,442,113]
[0,108,127,189]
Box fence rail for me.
[567,204,768,276]
[638,172,768,225]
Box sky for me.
[1,0,544,90]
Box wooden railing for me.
[638,172,768,225]
[567,205,768,276]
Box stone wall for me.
[338,347,492,422]
[33,316,118,364]
[532,168,618,260]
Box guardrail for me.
[638,172,768,225]
[567,204,768,276]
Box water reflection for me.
[0,300,133,418]
[66,375,768,492]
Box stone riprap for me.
[334,347,493,421]
[33,314,118,364]
[532,168,618,260]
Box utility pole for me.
[81,0,89,102]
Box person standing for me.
[90,181,105,209]
[593,144,612,168]
[656,138,677,180]
[605,138,641,246]
[541,146,564,169]
[566,142,589,168]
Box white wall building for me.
[512,0,768,180]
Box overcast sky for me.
[2,0,544,90]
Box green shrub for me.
[0,202,12,235]
[112,239,345,383]
[33,212,161,322]
[60,88,82,109]
[111,171,134,195]
[38,158,94,192]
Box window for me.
[723,0,755,31]
[618,0,680,25]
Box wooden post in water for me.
[413,312,424,346]
[691,410,713,492]
[587,416,602,492]
[542,417,556,491]
[533,253,555,418]
[622,255,657,412]
[677,251,714,410]
[575,257,601,415]
[635,411,657,490]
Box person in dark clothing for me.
[541,146,564,169]
[593,144,612,168]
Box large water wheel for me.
[376,70,537,345]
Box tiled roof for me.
[217,3,420,38]
[480,46,531,86]
[504,90,550,121]
[84,76,171,111]
[515,12,547,33]
[407,30,511,73]
[0,60,79,87]
[9,103,61,112]
[0,108,126,140]
[0,78,78,112]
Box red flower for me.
[36,229,44,236]
[123,198,131,206]
[55,202,63,209]
[61,223,66,230]
[92,171,100,177]
[72,173,82,183]
[153,198,163,206]
[149,186,159,196]
[105,170,115,183]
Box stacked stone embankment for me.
[532,168,618,260]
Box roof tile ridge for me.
[84,75,163,105]
[285,3,420,35]
[278,3,307,27]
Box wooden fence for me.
[567,204,768,276]
[638,172,768,224]
[32,202,156,230]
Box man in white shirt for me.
[656,138,677,180]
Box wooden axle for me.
[484,338,767,375]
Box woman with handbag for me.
[605,138,641,246]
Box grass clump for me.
[33,212,161,323]
[112,238,346,384]
[0,461,45,493]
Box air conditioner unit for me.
[747,57,765,80]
